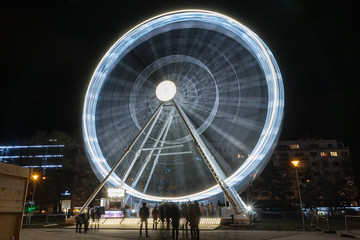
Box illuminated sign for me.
[61,190,71,196]
[107,188,125,198]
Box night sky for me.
[1,1,359,149]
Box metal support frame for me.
[141,145,183,151]
[133,109,175,209]
[124,108,175,205]
[77,103,164,214]
[130,108,175,189]
[143,110,174,194]
[172,100,247,215]
[120,106,164,185]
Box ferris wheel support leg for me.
[124,108,175,205]
[135,111,175,209]
[72,103,164,219]
[172,100,249,221]
[120,106,164,186]
[143,109,174,194]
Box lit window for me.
[330,152,338,157]
[237,154,244,159]
[290,144,300,150]
[320,152,327,157]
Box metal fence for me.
[23,214,66,225]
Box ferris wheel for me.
[82,10,284,210]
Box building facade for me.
[243,139,359,208]
[0,142,64,171]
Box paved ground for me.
[20,228,360,240]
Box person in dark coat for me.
[94,207,102,231]
[75,213,85,233]
[152,205,159,230]
[90,208,95,230]
[84,210,90,233]
[216,200,223,217]
[159,201,165,228]
[165,202,172,230]
[139,202,150,237]
[170,203,181,240]
[188,201,200,240]
[181,202,189,238]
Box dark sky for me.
[1,1,359,149]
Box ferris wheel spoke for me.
[130,108,175,190]
[142,113,175,194]
[119,106,164,185]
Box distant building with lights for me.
[0,140,64,171]
[243,139,359,208]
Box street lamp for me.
[29,174,39,225]
[291,160,306,230]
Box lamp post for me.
[291,160,306,230]
[29,174,39,225]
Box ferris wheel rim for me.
[82,9,284,202]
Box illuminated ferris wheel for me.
[82,10,284,210]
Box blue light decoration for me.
[61,190,71,196]
[82,10,284,202]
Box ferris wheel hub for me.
[155,80,177,101]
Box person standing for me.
[200,203,205,217]
[170,203,181,240]
[159,201,165,228]
[94,207,102,231]
[181,201,189,238]
[139,202,150,237]
[75,213,85,233]
[209,202,214,217]
[165,202,171,230]
[84,210,90,233]
[216,200,222,217]
[90,208,95,230]
[152,205,159,230]
[188,201,200,240]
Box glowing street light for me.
[291,160,299,167]
[291,159,305,230]
[29,174,40,225]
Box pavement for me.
[20,228,360,240]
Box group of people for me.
[75,207,102,233]
[139,200,201,240]
[74,200,220,238]
[200,200,225,217]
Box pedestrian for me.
[216,200,222,217]
[94,207,102,231]
[200,203,205,217]
[75,213,85,233]
[206,203,210,217]
[90,208,95,230]
[84,210,90,233]
[165,202,172,230]
[209,202,214,217]
[139,202,150,237]
[152,204,159,230]
[181,201,189,238]
[170,203,181,240]
[159,201,169,240]
[188,201,200,240]
[159,201,165,228]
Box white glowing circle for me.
[82,10,284,202]
[155,80,176,101]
